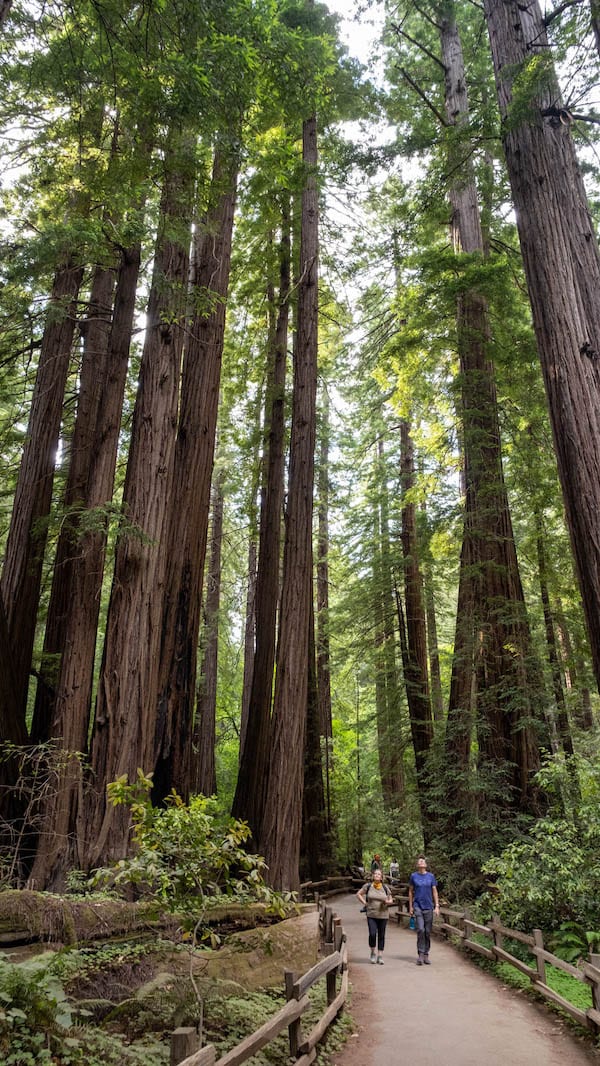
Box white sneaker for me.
[370,951,376,964]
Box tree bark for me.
[192,473,224,798]
[31,260,116,745]
[400,421,433,794]
[85,131,195,867]
[260,113,318,891]
[483,0,600,692]
[316,387,333,830]
[441,4,543,816]
[232,201,289,837]
[240,537,257,757]
[28,236,143,888]
[0,0,12,28]
[374,440,405,808]
[1,256,84,724]
[300,597,329,881]
[153,144,239,805]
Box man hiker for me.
[408,854,439,965]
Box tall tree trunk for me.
[232,200,289,837]
[84,131,195,867]
[441,4,542,815]
[590,0,600,57]
[192,473,224,798]
[374,440,405,808]
[31,261,116,745]
[316,387,333,830]
[0,0,12,28]
[153,143,239,805]
[536,519,574,757]
[260,112,318,891]
[28,234,143,888]
[240,537,257,756]
[0,591,28,848]
[399,420,433,814]
[239,387,263,755]
[1,256,84,724]
[424,565,444,722]
[483,0,600,692]
[301,597,329,881]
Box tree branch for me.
[400,67,449,127]
[544,0,582,27]
[390,23,447,72]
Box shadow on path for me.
[329,893,600,1066]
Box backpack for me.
[360,880,390,913]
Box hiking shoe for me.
[423,956,431,965]
[417,958,423,965]
[370,951,376,964]
[376,956,384,965]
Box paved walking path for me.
[328,893,600,1066]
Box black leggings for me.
[367,916,388,951]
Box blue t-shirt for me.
[410,871,437,910]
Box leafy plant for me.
[94,771,296,939]
[549,922,600,965]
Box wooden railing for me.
[172,900,348,1066]
[393,895,600,1034]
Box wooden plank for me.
[171,1027,200,1066]
[298,976,348,1055]
[440,908,465,920]
[532,946,586,980]
[214,995,309,1066]
[438,922,464,937]
[489,920,534,946]
[294,950,341,997]
[492,945,536,978]
[463,939,495,961]
[464,919,492,936]
[532,981,592,1028]
[294,1049,317,1066]
[583,961,600,982]
[586,1006,600,1027]
[177,1046,216,1066]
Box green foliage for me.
[480,751,600,932]
[549,922,600,966]
[96,772,295,936]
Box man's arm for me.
[432,883,440,914]
[408,879,414,913]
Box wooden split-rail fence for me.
[391,892,600,1035]
[171,898,347,1066]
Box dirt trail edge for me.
[329,892,600,1066]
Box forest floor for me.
[329,893,600,1066]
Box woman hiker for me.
[357,867,394,964]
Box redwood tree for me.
[483,0,600,693]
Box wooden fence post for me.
[170,1027,199,1066]
[491,913,504,955]
[285,969,303,1058]
[590,954,600,1029]
[533,929,546,984]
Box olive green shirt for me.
[360,882,392,918]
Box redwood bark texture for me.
[400,421,433,787]
[1,257,84,721]
[85,136,195,866]
[192,475,224,798]
[441,4,542,815]
[261,114,318,891]
[153,146,238,805]
[29,236,143,888]
[232,202,289,838]
[483,0,600,692]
